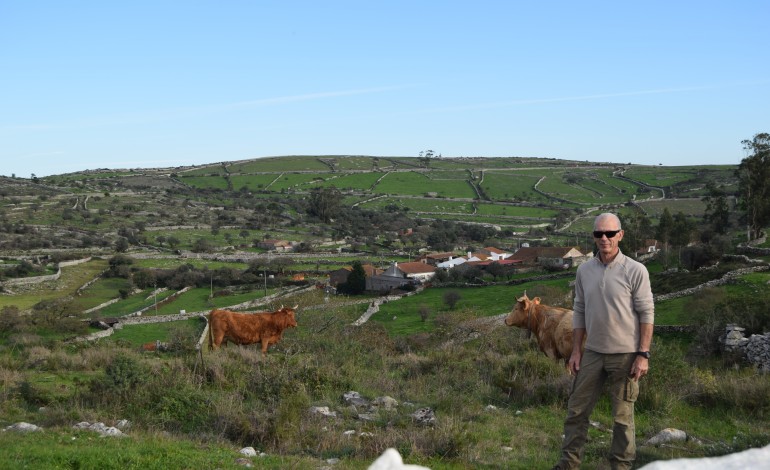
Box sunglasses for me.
[593,230,621,239]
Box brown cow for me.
[504,293,583,365]
[208,305,298,355]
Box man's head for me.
[593,213,623,262]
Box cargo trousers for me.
[555,349,639,470]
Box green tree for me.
[702,182,730,235]
[620,212,653,256]
[114,237,129,253]
[656,208,674,268]
[737,133,770,241]
[308,187,342,223]
[339,261,366,295]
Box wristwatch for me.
[635,351,651,359]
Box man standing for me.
[554,213,654,470]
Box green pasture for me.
[480,171,549,203]
[535,173,612,203]
[371,279,572,336]
[622,166,738,193]
[228,155,332,173]
[70,276,134,312]
[177,164,226,176]
[150,286,275,316]
[0,259,109,311]
[422,169,471,180]
[572,176,633,203]
[177,175,230,190]
[228,174,281,191]
[263,172,330,191]
[637,199,707,218]
[360,197,474,213]
[623,167,701,187]
[475,203,558,218]
[108,317,205,346]
[313,172,385,191]
[96,288,177,317]
[329,156,380,171]
[373,171,477,198]
[434,214,549,228]
[131,258,248,270]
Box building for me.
[366,261,436,292]
[328,264,382,287]
[257,239,294,252]
[511,246,589,269]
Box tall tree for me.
[308,187,342,223]
[737,133,770,240]
[620,211,653,256]
[701,182,730,235]
[656,208,674,268]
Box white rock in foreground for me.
[368,448,431,470]
[639,444,770,469]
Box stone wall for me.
[2,268,61,286]
[653,265,770,302]
[2,257,92,288]
[720,325,770,372]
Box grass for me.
[0,428,317,469]
[108,318,204,346]
[0,259,109,311]
[1,282,769,469]
[373,171,477,199]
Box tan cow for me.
[208,305,298,355]
[504,293,582,364]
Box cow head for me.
[277,306,298,329]
[504,293,541,328]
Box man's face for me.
[593,218,623,260]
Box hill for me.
[1,155,769,469]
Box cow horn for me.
[292,304,298,310]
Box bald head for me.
[594,213,622,231]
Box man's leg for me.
[556,350,606,469]
[606,353,638,470]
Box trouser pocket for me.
[624,377,639,402]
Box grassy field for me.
[2,283,768,469]
[0,259,109,311]
[373,171,477,199]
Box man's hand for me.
[568,350,582,376]
[629,356,649,381]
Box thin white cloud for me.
[225,85,412,109]
[1,85,412,132]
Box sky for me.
[2,1,769,177]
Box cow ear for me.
[533,297,541,304]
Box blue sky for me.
[2,1,769,177]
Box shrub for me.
[443,291,462,310]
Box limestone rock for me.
[239,447,257,457]
[411,407,436,426]
[644,428,687,446]
[3,422,42,433]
